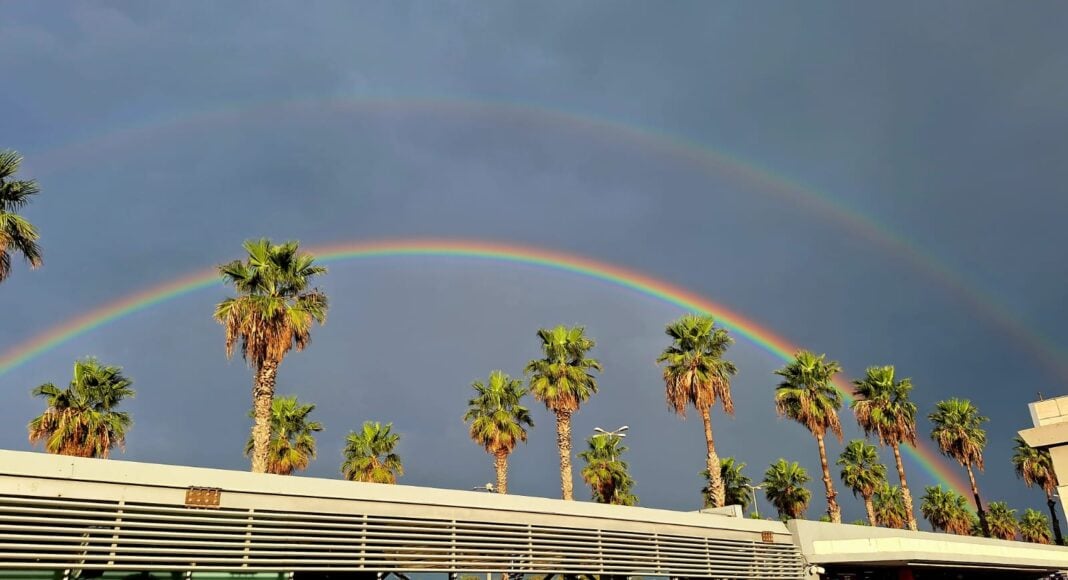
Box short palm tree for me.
[851,365,920,530]
[763,459,811,520]
[215,239,328,473]
[921,485,972,535]
[27,358,134,458]
[929,398,989,537]
[243,395,322,475]
[657,315,738,507]
[341,421,403,484]
[579,433,637,506]
[1020,508,1053,544]
[774,351,844,523]
[837,440,887,526]
[463,370,534,494]
[704,457,752,511]
[986,501,1019,541]
[872,483,907,529]
[0,149,43,283]
[1012,436,1063,544]
[526,325,602,501]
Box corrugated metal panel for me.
[0,495,803,578]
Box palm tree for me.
[1012,436,1063,544]
[921,485,973,535]
[704,457,752,511]
[243,395,322,475]
[27,358,134,458]
[774,351,844,523]
[215,239,328,473]
[657,315,738,507]
[526,325,602,501]
[851,365,920,530]
[579,433,637,506]
[872,484,908,529]
[463,370,534,494]
[341,421,403,484]
[0,149,43,283]
[929,398,990,537]
[837,440,887,526]
[1020,508,1053,544]
[763,459,811,520]
[986,501,1019,541]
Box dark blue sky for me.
[2,1,1067,525]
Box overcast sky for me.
[3,1,1068,526]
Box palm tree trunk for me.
[863,494,877,527]
[815,434,841,523]
[556,410,574,500]
[700,407,725,507]
[250,359,279,473]
[965,464,989,537]
[494,451,509,495]
[1047,490,1064,545]
[891,444,918,531]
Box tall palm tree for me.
[1012,436,1063,544]
[921,485,973,535]
[704,457,752,511]
[986,501,1019,541]
[341,422,403,484]
[774,351,844,523]
[657,315,738,507]
[27,358,134,458]
[526,325,602,501]
[463,370,534,494]
[0,149,43,283]
[763,459,811,520]
[215,239,328,473]
[929,398,989,537]
[851,365,920,530]
[872,483,908,529]
[1020,508,1053,544]
[837,440,887,526]
[243,395,322,475]
[579,432,637,506]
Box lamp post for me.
[593,425,629,438]
[472,483,494,493]
[744,483,764,518]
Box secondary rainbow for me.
[29,96,1068,382]
[0,238,972,495]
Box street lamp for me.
[472,483,494,493]
[593,425,629,438]
[743,483,764,518]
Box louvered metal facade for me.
[0,451,804,578]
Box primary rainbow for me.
[0,237,972,495]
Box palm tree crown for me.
[872,483,908,529]
[244,395,322,475]
[763,459,811,520]
[526,325,602,501]
[463,370,534,494]
[0,149,43,282]
[1012,435,1063,544]
[986,501,1019,540]
[341,421,403,484]
[658,315,738,507]
[837,440,887,526]
[1020,508,1053,544]
[774,351,843,523]
[579,433,637,506]
[921,485,972,535]
[215,238,328,473]
[705,457,752,511]
[27,358,134,458]
[929,398,989,536]
[850,365,920,530]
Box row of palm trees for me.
[15,223,1065,544]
